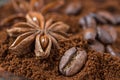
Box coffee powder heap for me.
[0,0,120,80]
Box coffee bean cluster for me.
[59,11,120,77]
[79,11,120,56]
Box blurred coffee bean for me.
[83,28,97,41]
[79,15,96,29]
[59,47,87,76]
[97,11,116,24]
[89,13,107,24]
[85,15,96,28]
[97,27,113,44]
[114,15,120,24]
[65,1,82,15]
[102,25,117,42]
[79,17,87,29]
[89,40,105,53]
[106,45,120,57]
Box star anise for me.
[0,0,65,26]
[7,12,69,59]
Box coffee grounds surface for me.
[0,0,120,80]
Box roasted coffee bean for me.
[83,28,97,41]
[97,11,116,24]
[89,40,105,53]
[65,2,82,15]
[89,13,107,24]
[114,14,120,24]
[102,25,117,42]
[79,15,96,29]
[59,47,87,76]
[106,45,120,57]
[85,15,96,28]
[79,17,86,29]
[97,27,113,44]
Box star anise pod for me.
[0,0,65,26]
[7,12,69,59]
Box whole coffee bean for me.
[79,15,96,29]
[59,47,87,76]
[65,1,82,15]
[79,17,87,29]
[89,40,105,53]
[83,28,97,41]
[102,25,117,42]
[97,11,116,24]
[97,27,113,44]
[114,15,120,24]
[85,15,96,28]
[106,45,120,57]
[89,13,107,24]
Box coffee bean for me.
[102,25,117,42]
[106,45,120,57]
[79,15,96,29]
[85,15,96,28]
[59,47,87,76]
[97,27,113,44]
[89,13,107,24]
[97,11,116,24]
[83,28,97,41]
[79,17,87,29]
[114,15,120,24]
[89,40,105,53]
[65,2,82,15]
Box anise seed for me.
[40,35,49,51]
